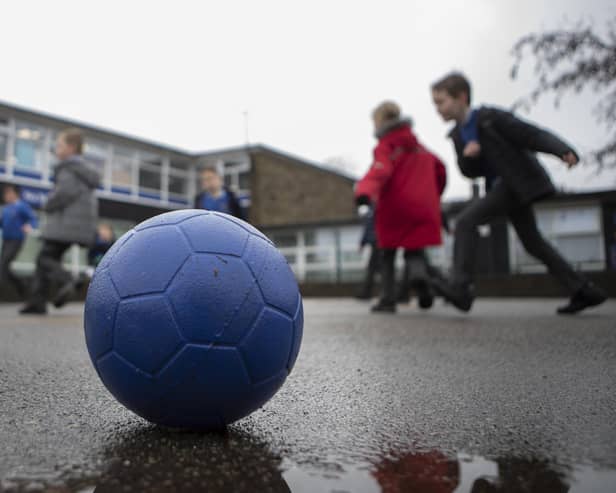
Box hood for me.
[377,120,418,150]
[375,117,414,139]
[56,156,101,189]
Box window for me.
[112,147,135,190]
[238,170,250,190]
[0,134,7,165]
[168,173,188,196]
[141,152,162,168]
[222,160,251,194]
[509,205,605,272]
[0,116,8,166]
[168,158,190,200]
[270,233,298,248]
[170,159,189,171]
[14,121,45,169]
[47,130,58,171]
[83,139,108,170]
[138,152,162,194]
[139,168,161,192]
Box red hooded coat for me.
[355,123,446,250]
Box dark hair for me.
[2,183,20,195]
[59,127,84,154]
[200,166,220,175]
[431,72,472,105]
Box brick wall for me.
[249,150,357,227]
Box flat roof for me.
[0,100,357,181]
[196,143,357,182]
[0,99,195,156]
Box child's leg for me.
[406,249,434,309]
[405,249,429,284]
[397,252,411,303]
[366,245,382,293]
[357,245,381,299]
[378,248,396,306]
[1,240,26,296]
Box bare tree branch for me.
[511,19,616,169]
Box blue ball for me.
[84,210,303,430]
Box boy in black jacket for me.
[430,72,606,314]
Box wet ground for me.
[1,297,615,492]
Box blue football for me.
[84,210,303,430]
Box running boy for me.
[430,72,606,314]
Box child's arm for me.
[21,202,38,229]
[452,133,484,178]
[489,108,578,162]
[355,143,395,203]
[45,169,84,212]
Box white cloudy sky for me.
[2,0,615,199]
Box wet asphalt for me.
[1,298,615,493]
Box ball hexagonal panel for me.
[109,226,191,298]
[242,235,299,316]
[114,296,184,375]
[239,308,294,384]
[167,254,263,344]
[179,213,249,257]
[157,345,253,430]
[84,269,120,361]
[97,352,166,423]
[96,230,134,272]
[135,209,209,231]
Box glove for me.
[357,204,371,218]
[355,195,371,206]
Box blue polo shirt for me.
[201,191,231,214]
[459,109,499,186]
[0,199,38,241]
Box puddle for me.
[3,439,615,492]
[282,452,616,493]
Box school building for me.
[0,100,614,299]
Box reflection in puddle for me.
[3,435,615,492]
[86,427,291,493]
[2,426,291,493]
[283,451,616,493]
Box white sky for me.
[2,0,615,199]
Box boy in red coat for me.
[356,102,447,312]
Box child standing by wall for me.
[0,184,38,297]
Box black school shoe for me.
[53,281,76,308]
[413,280,435,310]
[431,278,474,313]
[557,282,607,315]
[355,290,374,301]
[396,288,412,304]
[371,299,397,313]
[19,303,48,315]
